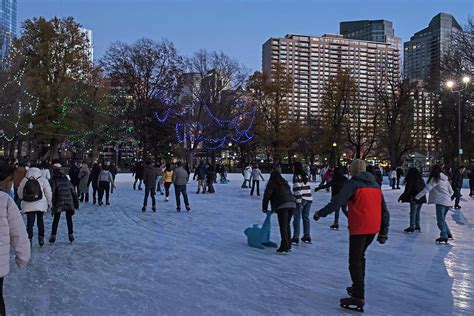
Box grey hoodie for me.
[172,167,189,186]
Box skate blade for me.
[340,304,364,312]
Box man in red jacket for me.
[313,159,390,312]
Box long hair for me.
[293,161,309,184]
[405,167,422,185]
[269,170,290,189]
[428,164,443,183]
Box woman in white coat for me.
[415,164,454,244]
[17,166,52,247]
[0,191,30,315]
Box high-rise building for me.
[262,33,400,120]
[403,12,462,84]
[340,19,401,52]
[80,28,94,63]
[0,0,17,60]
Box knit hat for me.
[350,159,366,176]
[53,163,62,169]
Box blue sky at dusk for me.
[19,0,473,71]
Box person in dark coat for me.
[398,167,427,233]
[469,166,474,197]
[206,166,216,193]
[193,161,207,194]
[142,160,159,212]
[314,167,348,230]
[262,170,296,254]
[451,166,465,209]
[366,165,383,187]
[109,163,118,193]
[132,161,144,190]
[49,163,79,244]
[396,167,404,189]
[68,161,80,194]
[88,163,101,205]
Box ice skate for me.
[276,247,289,254]
[164,197,169,202]
[414,227,421,233]
[448,233,453,240]
[39,237,44,247]
[435,237,448,244]
[142,206,146,212]
[346,286,353,297]
[176,207,181,212]
[49,235,56,244]
[404,227,415,233]
[186,205,191,212]
[290,236,299,245]
[340,297,364,312]
[152,205,157,212]
[330,222,339,230]
[301,235,312,244]
[69,233,75,243]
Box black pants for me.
[207,180,215,193]
[143,185,156,207]
[469,180,473,196]
[277,208,294,251]
[396,177,401,189]
[164,182,172,198]
[92,184,99,203]
[98,181,110,203]
[0,277,4,316]
[26,211,45,240]
[250,180,260,196]
[349,234,375,300]
[174,185,189,208]
[13,187,21,208]
[51,210,74,236]
[80,192,89,202]
[134,178,143,189]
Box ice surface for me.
[5,173,474,315]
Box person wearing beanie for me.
[313,159,390,311]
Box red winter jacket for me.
[317,172,390,236]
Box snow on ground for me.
[5,173,474,315]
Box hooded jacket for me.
[399,176,427,204]
[415,173,453,207]
[17,167,52,213]
[318,172,390,236]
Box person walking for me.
[173,162,191,212]
[206,166,216,193]
[314,167,348,230]
[390,168,397,190]
[132,161,144,190]
[97,166,115,206]
[17,166,52,247]
[68,161,80,195]
[396,166,403,189]
[156,163,164,195]
[242,164,252,188]
[469,166,474,197]
[49,164,79,244]
[78,162,90,203]
[451,166,465,209]
[12,161,27,208]
[398,168,426,233]
[39,161,51,181]
[88,163,101,205]
[415,165,454,243]
[109,163,118,194]
[291,162,313,244]
[313,159,390,312]
[262,170,296,254]
[162,164,173,202]
[250,164,264,196]
[366,165,382,187]
[142,160,159,212]
[0,190,31,315]
[193,161,207,194]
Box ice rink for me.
[6,173,474,315]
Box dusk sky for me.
[19,0,473,71]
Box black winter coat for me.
[194,165,207,180]
[142,165,159,187]
[262,179,296,212]
[50,174,79,213]
[451,172,464,189]
[206,170,216,183]
[316,176,348,197]
[399,177,427,203]
[69,165,80,186]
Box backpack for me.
[23,176,43,202]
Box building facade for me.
[0,0,17,60]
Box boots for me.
[152,205,157,212]
[69,233,75,243]
[49,235,56,244]
[85,193,89,203]
[142,206,146,212]
[39,236,44,247]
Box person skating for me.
[291,162,313,244]
[39,161,51,181]
[109,163,118,194]
[396,166,404,189]
[78,162,90,202]
[97,166,115,206]
[415,165,454,244]
[390,168,397,190]
[132,161,144,190]
[68,161,80,195]
[366,165,382,187]
[142,160,159,212]
[156,163,165,195]
[398,168,426,233]
[0,190,31,315]
[193,161,207,194]
[262,170,296,254]
[173,162,190,212]
[17,166,52,247]
[313,159,390,312]
[206,166,216,193]
[314,167,348,230]
[451,166,465,209]
[162,164,173,201]
[469,166,474,197]
[49,164,79,244]
[242,164,252,188]
[12,161,27,208]
[250,164,264,196]
[88,163,101,204]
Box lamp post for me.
[446,75,470,166]
[27,122,33,160]
[332,142,337,168]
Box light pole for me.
[446,75,470,166]
[332,142,337,168]
[27,122,33,160]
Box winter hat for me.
[350,159,366,176]
[53,163,62,169]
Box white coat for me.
[243,166,252,180]
[0,192,30,277]
[415,173,454,207]
[17,167,52,213]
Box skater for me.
[206,166,216,193]
[49,163,79,244]
[162,164,173,201]
[451,166,465,209]
[262,170,296,254]
[242,164,252,188]
[39,161,51,181]
[396,166,404,189]
[469,165,474,197]
[390,168,397,190]
[142,160,159,212]
[193,161,207,194]
[109,163,118,193]
[17,165,52,246]
[0,190,31,316]
[310,165,318,182]
[132,161,144,190]
[313,159,389,312]
[97,166,115,206]
[88,163,101,204]
[78,162,90,202]
[398,168,426,233]
[173,161,190,212]
[250,164,264,196]
[291,162,313,244]
[366,165,382,187]
[12,161,27,208]
[314,167,348,230]
[415,165,454,244]
[156,163,164,195]
[322,167,333,192]
[68,161,80,195]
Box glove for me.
[377,235,388,244]
[313,211,321,221]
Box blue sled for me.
[244,211,278,249]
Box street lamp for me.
[27,122,33,160]
[332,142,337,167]
[445,75,471,166]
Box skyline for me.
[18,0,474,71]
